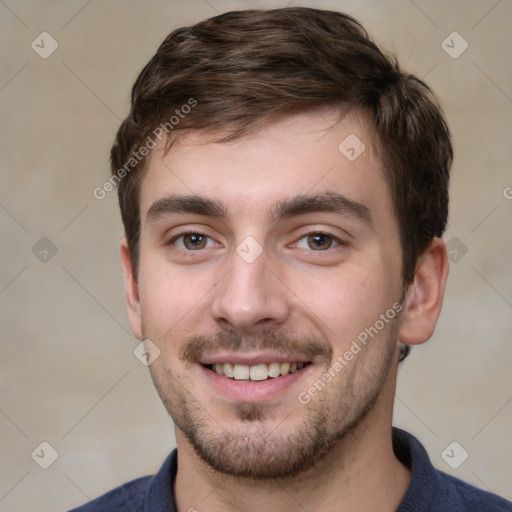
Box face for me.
[125,109,407,479]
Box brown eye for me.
[307,233,334,250]
[182,233,208,250]
[295,232,343,251]
[170,232,215,251]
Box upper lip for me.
[198,351,312,366]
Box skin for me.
[120,108,449,512]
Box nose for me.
[210,246,291,334]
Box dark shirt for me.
[69,428,512,511]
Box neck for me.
[174,370,410,512]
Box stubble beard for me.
[148,320,399,481]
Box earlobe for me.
[120,238,143,340]
[398,237,449,346]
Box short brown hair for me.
[111,7,452,285]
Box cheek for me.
[138,260,217,339]
[288,260,398,348]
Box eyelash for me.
[167,230,217,251]
[294,231,346,251]
[167,230,346,252]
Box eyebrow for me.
[270,192,372,226]
[146,195,228,223]
[145,192,372,227]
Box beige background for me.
[0,0,511,510]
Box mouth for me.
[198,351,317,402]
[202,361,312,381]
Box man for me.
[72,7,511,512]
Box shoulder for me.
[67,450,178,512]
[432,470,512,511]
[393,428,512,511]
[68,475,151,511]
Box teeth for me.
[233,364,249,380]
[212,362,307,380]
[223,363,234,378]
[268,362,281,378]
[250,364,269,381]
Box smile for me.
[203,362,310,381]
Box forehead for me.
[138,109,394,230]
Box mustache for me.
[179,329,332,364]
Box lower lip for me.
[200,364,312,402]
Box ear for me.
[120,237,143,340]
[398,237,449,345]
